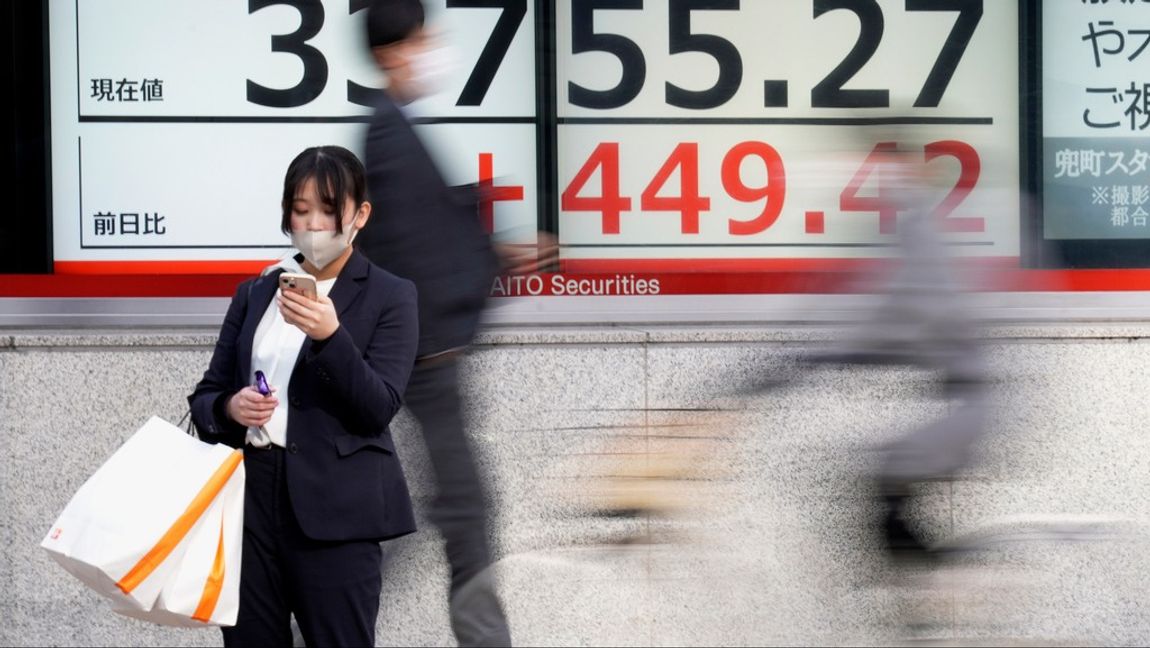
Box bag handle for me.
[177,409,196,437]
[182,276,260,442]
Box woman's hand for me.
[227,386,278,427]
[279,289,340,340]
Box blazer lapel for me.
[237,271,282,384]
[329,251,369,318]
[294,251,369,368]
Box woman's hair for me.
[280,146,367,235]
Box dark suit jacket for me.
[189,251,419,542]
[355,90,500,358]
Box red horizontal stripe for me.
[560,258,886,273]
[3,268,1150,298]
[0,274,252,297]
[54,260,275,275]
[559,256,1023,273]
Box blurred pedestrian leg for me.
[878,382,989,564]
[405,355,510,647]
[450,568,509,648]
[798,136,992,567]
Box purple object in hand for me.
[254,370,271,396]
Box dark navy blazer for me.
[355,90,500,358]
[189,251,419,542]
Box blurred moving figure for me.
[740,134,993,565]
[809,139,990,564]
[356,1,516,644]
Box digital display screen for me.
[555,0,1019,272]
[46,0,1021,293]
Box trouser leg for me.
[405,358,511,647]
[877,479,935,565]
[236,444,384,648]
[223,447,292,647]
[406,359,492,590]
[287,527,383,648]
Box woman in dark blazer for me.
[189,146,419,647]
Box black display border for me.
[1019,0,1041,268]
[13,0,1149,276]
[535,0,559,242]
[3,0,53,274]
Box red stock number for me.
[560,140,983,236]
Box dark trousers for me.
[405,356,511,647]
[222,445,383,648]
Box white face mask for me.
[407,44,458,99]
[292,226,357,271]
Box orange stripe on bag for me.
[116,450,243,595]
[192,523,227,622]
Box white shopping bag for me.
[113,462,244,627]
[42,416,245,626]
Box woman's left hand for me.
[279,289,339,340]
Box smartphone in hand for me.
[279,272,318,300]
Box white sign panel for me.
[1043,0,1150,240]
[50,0,537,266]
[555,0,1019,268]
[49,0,1019,278]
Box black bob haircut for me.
[366,0,425,48]
[280,146,367,235]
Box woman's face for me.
[289,175,370,239]
[289,177,347,233]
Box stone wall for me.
[2,325,1148,646]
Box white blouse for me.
[246,271,337,448]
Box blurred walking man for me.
[356,1,511,644]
